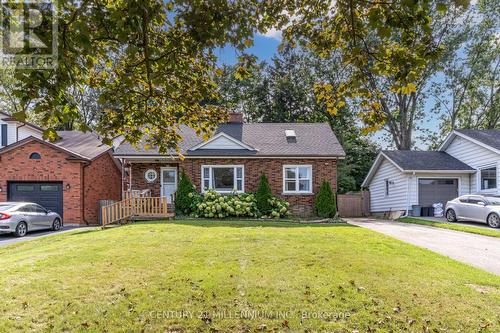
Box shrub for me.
[255,174,273,214]
[314,181,337,218]
[265,197,290,219]
[192,190,259,218]
[175,171,197,214]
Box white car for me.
[445,195,500,228]
[0,202,63,237]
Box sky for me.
[215,33,442,149]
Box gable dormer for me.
[189,132,257,151]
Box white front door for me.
[161,167,177,203]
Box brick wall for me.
[130,158,337,216]
[83,152,122,224]
[0,141,83,223]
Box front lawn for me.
[0,220,499,332]
[398,217,500,238]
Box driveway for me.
[0,226,94,247]
[412,216,492,229]
[347,218,500,276]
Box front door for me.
[161,167,177,203]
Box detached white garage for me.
[363,151,475,215]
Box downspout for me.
[404,171,415,217]
[16,122,26,142]
[82,161,90,226]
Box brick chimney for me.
[228,112,244,124]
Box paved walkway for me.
[0,226,94,247]
[347,218,500,276]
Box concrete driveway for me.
[412,216,492,229]
[347,218,500,276]
[0,226,93,247]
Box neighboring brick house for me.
[0,113,121,225]
[114,113,345,216]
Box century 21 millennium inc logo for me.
[0,0,57,69]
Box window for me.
[480,166,497,190]
[385,179,390,196]
[41,185,59,192]
[144,169,158,183]
[283,165,312,194]
[201,165,244,193]
[468,196,485,205]
[29,152,41,159]
[16,185,34,192]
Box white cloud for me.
[259,28,283,41]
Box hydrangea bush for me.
[188,189,290,219]
[191,190,259,218]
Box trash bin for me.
[412,205,422,217]
[433,203,444,217]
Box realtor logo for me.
[0,0,57,69]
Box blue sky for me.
[216,34,442,149]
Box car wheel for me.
[446,209,457,222]
[52,218,62,231]
[14,222,28,237]
[487,213,500,228]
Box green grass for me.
[398,217,500,238]
[0,220,499,332]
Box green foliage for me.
[255,174,273,214]
[314,181,337,218]
[189,189,289,219]
[192,190,259,219]
[9,0,289,151]
[265,197,290,219]
[175,172,197,214]
[216,48,378,193]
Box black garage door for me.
[418,178,458,207]
[8,182,63,218]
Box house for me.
[0,112,121,224]
[363,129,500,215]
[113,113,346,215]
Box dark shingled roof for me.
[114,123,345,157]
[54,131,112,160]
[456,129,500,150]
[382,151,474,171]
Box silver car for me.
[445,195,500,228]
[0,202,63,237]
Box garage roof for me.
[382,151,475,171]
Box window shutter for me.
[1,124,7,146]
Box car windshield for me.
[486,197,500,205]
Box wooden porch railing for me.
[101,196,169,227]
[123,189,151,199]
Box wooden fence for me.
[101,196,169,227]
[337,191,370,217]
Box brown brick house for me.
[114,114,345,215]
[0,132,121,225]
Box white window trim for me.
[282,165,313,194]
[201,165,244,193]
[144,169,158,183]
[477,164,498,193]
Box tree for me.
[175,171,196,214]
[314,181,337,218]
[255,174,273,215]
[283,0,471,149]
[431,0,499,138]
[9,0,288,151]
[216,48,378,193]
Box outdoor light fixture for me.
[66,183,71,190]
